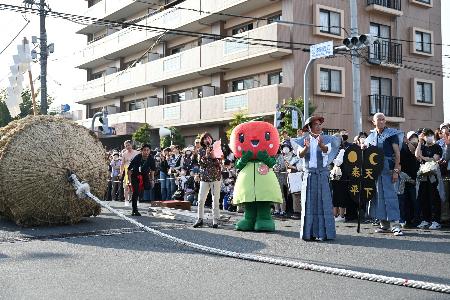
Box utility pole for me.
[25,0,52,115]
[39,0,48,115]
[349,0,362,135]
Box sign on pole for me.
[310,41,334,60]
[291,110,298,129]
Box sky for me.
[0,0,449,121]
[0,0,86,113]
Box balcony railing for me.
[369,95,404,118]
[367,0,401,11]
[76,23,291,103]
[77,84,292,128]
[368,40,402,66]
[76,0,272,68]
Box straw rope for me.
[67,173,450,295]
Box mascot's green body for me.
[230,121,282,231]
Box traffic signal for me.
[275,109,286,130]
[343,34,378,49]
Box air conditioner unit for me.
[105,67,117,75]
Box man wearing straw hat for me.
[291,116,340,241]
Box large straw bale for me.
[0,115,108,226]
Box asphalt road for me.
[1,201,449,300]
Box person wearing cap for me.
[398,131,421,227]
[181,145,198,173]
[364,113,404,236]
[290,116,340,241]
[415,128,445,230]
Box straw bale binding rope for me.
[0,115,108,226]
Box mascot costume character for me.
[230,121,283,231]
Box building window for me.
[232,23,254,35]
[370,23,391,40]
[90,72,103,81]
[232,78,254,92]
[268,71,283,85]
[415,30,432,53]
[416,81,433,104]
[371,76,392,96]
[320,68,341,93]
[267,14,282,24]
[319,9,341,36]
[412,0,432,6]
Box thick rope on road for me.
[68,174,450,295]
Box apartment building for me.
[75,0,443,143]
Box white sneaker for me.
[428,222,441,230]
[335,216,345,222]
[391,226,404,236]
[124,201,129,207]
[417,221,430,229]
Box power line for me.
[0,19,30,56]
[134,0,351,35]
[348,52,450,79]
[135,0,450,49]
[402,58,450,71]
[0,3,312,51]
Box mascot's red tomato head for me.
[229,121,280,159]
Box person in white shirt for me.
[291,116,340,241]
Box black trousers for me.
[131,180,140,211]
[418,179,441,222]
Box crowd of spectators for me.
[104,122,450,229]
